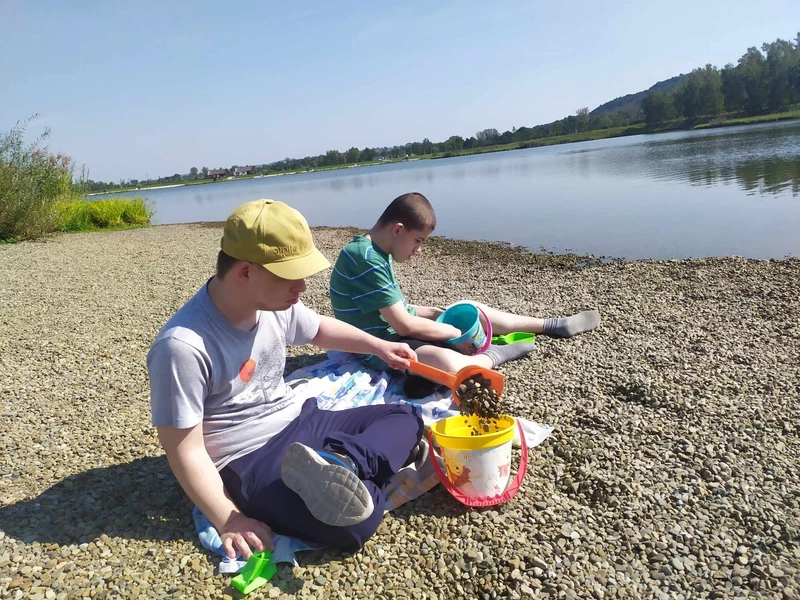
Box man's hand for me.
[376,340,417,370]
[219,513,275,559]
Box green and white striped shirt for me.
[329,236,416,346]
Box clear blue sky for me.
[2,0,797,182]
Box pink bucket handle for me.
[475,306,492,354]
[427,419,528,508]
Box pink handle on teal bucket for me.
[476,306,492,354]
[426,419,528,508]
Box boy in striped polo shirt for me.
[330,193,601,397]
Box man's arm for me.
[311,315,417,369]
[379,301,461,341]
[157,423,274,559]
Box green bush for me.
[0,117,153,240]
[56,199,94,232]
[0,117,74,240]
[89,199,126,227]
[120,198,153,224]
[57,197,153,232]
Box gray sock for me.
[482,341,537,368]
[542,310,601,338]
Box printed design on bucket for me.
[451,337,484,356]
[443,447,511,498]
[443,455,473,489]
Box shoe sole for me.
[414,438,430,469]
[281,443,374,527]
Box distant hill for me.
[590,74,686,116]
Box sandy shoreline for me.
[0,224,798,599]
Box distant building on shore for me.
[207,169,229,180]
[234,166,254,176]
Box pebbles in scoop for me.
[457,374,506,435]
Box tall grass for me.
[57,197,153,232]
[0,116,73,240]
[0,117,152,241]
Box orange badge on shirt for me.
[239,359,256,383]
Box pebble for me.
[0,226,797,600]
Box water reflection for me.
[671,157,800,196]
[552,121,800,197]
[101,121,800,259]
[642,122,800,196]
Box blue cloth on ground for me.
[193,506,322,573]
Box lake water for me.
[102,120,800,259]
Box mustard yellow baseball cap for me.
[221,199,331,279]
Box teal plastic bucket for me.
[436,303,492,355]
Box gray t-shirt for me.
[147,282,320,470]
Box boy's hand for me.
[415,305,446,320]
[220,513,275,559]
[430,306,446,319]
[377,341,417,370]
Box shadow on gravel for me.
[0,456,195,547]
[284,352,329,375]
[0,348,432,551]
[292,489,468,568]
[390,486,482,521]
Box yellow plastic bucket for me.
[429,415,528,507]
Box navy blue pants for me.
[220,398,423,551]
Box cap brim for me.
[262,247,331,280]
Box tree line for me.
[84,34,800,192]
[643,36,800,125]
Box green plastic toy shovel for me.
[232,550,276,595]
[491,332,536,345]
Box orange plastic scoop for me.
[405,358,505,404]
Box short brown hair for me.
[216,250,240,279]
[376,192,436,231]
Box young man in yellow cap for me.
[148,199,424,559]
[330,192,601,397]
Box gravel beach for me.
[1,224,798,600]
